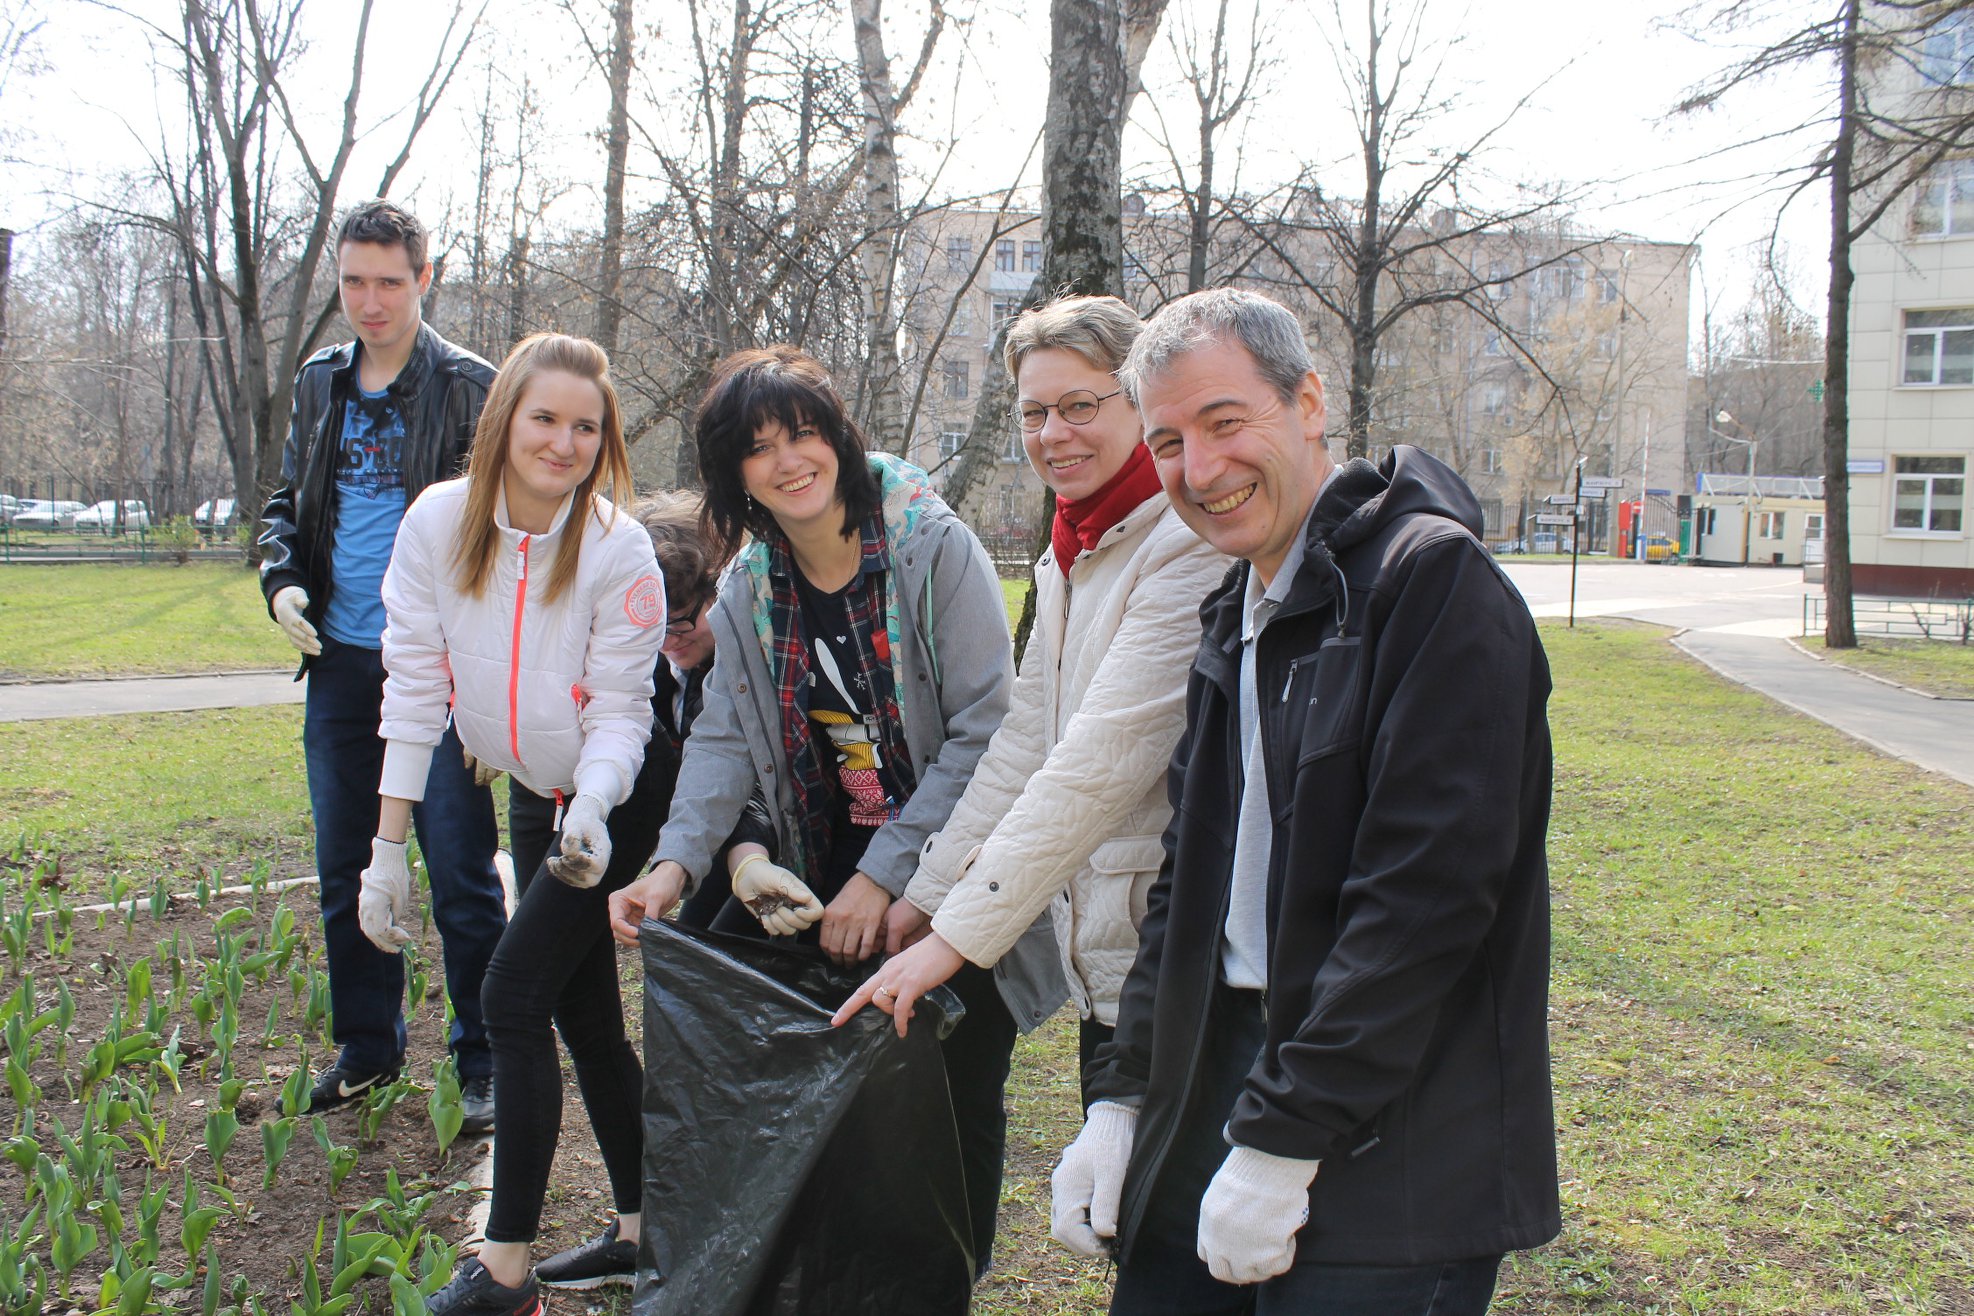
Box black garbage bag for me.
[633,918,974,1316]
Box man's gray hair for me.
[1118,287,1313,406]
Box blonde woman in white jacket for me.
[835,296,1226,1083]
[357,333,667,1316]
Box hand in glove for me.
[271,586,321,656]
[460,745,503,788]
[732,854,825,937]
[546,793,612,888]
[1195,1145,1320,1285]
[358,837,415,952]
[1051,1101,1137,1257]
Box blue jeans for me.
[1109,984,1502,1315]
[303,637,506,1079]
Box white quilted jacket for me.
[905,492,1227,1023]
[377,478,664,806]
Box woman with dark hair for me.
[356,332,668,1316]
[609,345,1064,1281]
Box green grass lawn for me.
[1803,634,1974,699]
[0,562,291,679]
[3,620,1969,1312]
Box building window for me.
[1805,512,1824,541]
[1596,328,1620,358]
[1910,160,1974,237]
[1892,455,1965,532]
[1022,240,1042,272]
[1482,447,1503,474]
[991,297,1023,338]
[1481,499,1503,536]
[995,239,1016,272]
[1485,261,1512,301]
[1922,12,1974,86]
[938,430,966,459]
[949,298,972,334]
[1901,308,1974,385]
[1480,384,1510,418]
[1598,271,1620,304]
[945,236,972,272]
[1125,250,1148,283]
[1482,331,1506,357]
[1003,428,1027,463]
[942,359,970,401]
[1758,511,1786,539]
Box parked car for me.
[1643,533,1679,563]
[194,498,238,533]
[10,499,88,531]
[73,499,151,534]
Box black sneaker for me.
[460,1075,495,1136]
[535,1220,637,1290]
[426,1258,542,1316]
[308,1062,401,1113]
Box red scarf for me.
[1051,443,1163,578]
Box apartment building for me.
[1844,8,1974,596]
[898,203,1692,550]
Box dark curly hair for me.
[693,346,882,562]
[632,490,724,622]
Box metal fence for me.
[1804,593,1974,643]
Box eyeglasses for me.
[1013,388,1122,432]
[664,600,707,638]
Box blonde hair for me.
[1002,294,1142,381]
[452,333,634,603]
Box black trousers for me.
[480,767,667,1244]
[1108,983,1503,1315]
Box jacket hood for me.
[1314,445,1484,554]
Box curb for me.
[0,667,292,688]
[1782,636,1972,701]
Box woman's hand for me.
[608,860,688,945]
[830,930,968,1037]
[819,871,891,966]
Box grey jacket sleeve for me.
[858,522,1014,894]
[651,588,759,890]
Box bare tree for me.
[1675,0,1974,644]
[1226,0,1585,460]
[1145,0,1267,294]
[114,0,480,520]
[849,0,946,454]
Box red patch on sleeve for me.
[624,575,664,628]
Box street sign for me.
[1577,487,1607,499]
[1581,476,1624,490]
[1544,493,1578,506]
[1645,487,1671,496]
[1533,514,1575,526]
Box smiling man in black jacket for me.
[1051,288,1559,1315]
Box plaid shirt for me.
[765,514,917,882]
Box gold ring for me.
[875,985,895,999]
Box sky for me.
[0,0,1832,340]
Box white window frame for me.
[1910,160,1974,238]
[1482,447,1503,475]
[1890,454,1966,536]
[1922,13,1974,87]
[1901,308,1974,386]
[938,430,966,460]
[1757,510,1786,539]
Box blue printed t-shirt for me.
[322,385,408,648]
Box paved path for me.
[1672,630,1974,787]
[0,670,300,722]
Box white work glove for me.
[1050,1101,1137,1257]
[358,837,415,952]
[460,746,503,788]
[732,854,825,937]
[546,793,612,888]
[1195,1145,1321,1285]
[271,585,321,656]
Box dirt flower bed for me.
[0,856,623,1314]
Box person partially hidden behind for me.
[256,199,504,1130]
[1053,287,1561,1315]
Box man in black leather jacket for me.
[1052,288,1559,1315]
[257,200,505,1128]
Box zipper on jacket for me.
[508,534,531,764]
[1280,657,1302,703]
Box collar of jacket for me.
[493,482,579,544]
[327,321,442,401]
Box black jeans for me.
[480,769,667,1244]
[1109,984,1503,1315]
[303,637,504,1078]
[1079,1017,1116,1111]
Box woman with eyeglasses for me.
[609,344,1060,1284]
[832,295,1226,1112]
